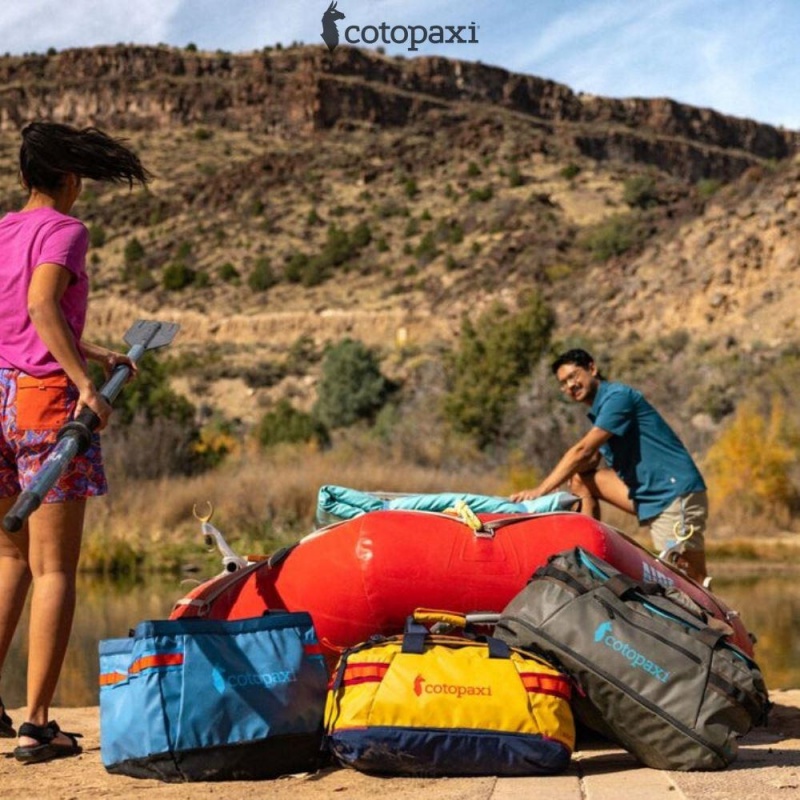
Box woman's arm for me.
[27,262,113,428]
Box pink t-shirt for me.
[0,207,89,376]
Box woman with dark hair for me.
[0,122,150,763]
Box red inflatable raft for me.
[170,510,754,661]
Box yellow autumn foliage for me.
[704,396,798,521]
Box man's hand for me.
[509,486,547,503]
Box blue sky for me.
[1,0,798,129]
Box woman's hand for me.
[76,383,113,430]
[83,343,138,380]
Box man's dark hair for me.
[551,348,595,374]
[20,122,151,192]
[551,348,606,380]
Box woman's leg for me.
[19,499,84,742]
[0,497,32,707]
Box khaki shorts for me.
[645,491,708,554]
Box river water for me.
[0,567,798,709]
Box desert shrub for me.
[257,400,329,449]
[219,262,240,282]
[623,174,661,209]
[443,291,554,449]
[313,338,391,429]
[469,185,494,203]
[248,257,277,291]
[284,252,309,283]
[285,333,320,375]
[194,417,239,468]
[580,214,638,261]
[194,270,210,288]
[321,225,355,266]
[123,237,145,265]
[507,164,523,187]
[414,232,439,263]
[404,218,420,238]
[560,164,581,180]
[351,220,372,249]
[163,262,196,290]
[403,178,419,198]
[704,397,799,523]
[88,225,106,248]
[696,178,723,200]
[467,161,481,178]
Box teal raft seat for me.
[315,485,579,527]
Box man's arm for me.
[510,426,612,501]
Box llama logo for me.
[413,674,425,696]
[594,622,613,643]
[321,1,346,52]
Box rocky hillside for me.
[0,43,798,430]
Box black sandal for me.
[13,720,82,764]
[0,697,14,738]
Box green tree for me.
[313,338,390,429]
[256,399,328,449]
[443,292,554,448]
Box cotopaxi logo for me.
[321,2,479,53]
[413,674,492,698]
[593,622,671,684]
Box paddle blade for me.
[123,320,180,351]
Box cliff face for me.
[0,44,798,429]
[1,45,796,183]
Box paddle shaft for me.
[2,322,177,533]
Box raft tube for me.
[170,510,754,662]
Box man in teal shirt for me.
[511,349,708,581]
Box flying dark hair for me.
[551,348,606,380]
[19,121,151,192]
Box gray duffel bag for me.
[495,547,770,771]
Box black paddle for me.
[2,320,180,533]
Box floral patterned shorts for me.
[0,368,107,502]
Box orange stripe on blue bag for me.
[129,653,184,673]
[99,671,128,687]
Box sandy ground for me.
[2,691,800,800]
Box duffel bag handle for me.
[402,612,510,659]
[412,608,468,629]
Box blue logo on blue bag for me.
[593,622,671,683]
[211,667,227,695]
[210,666,297,692]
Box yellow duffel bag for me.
[324,608,575,776]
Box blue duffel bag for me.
[99,612,328,782]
